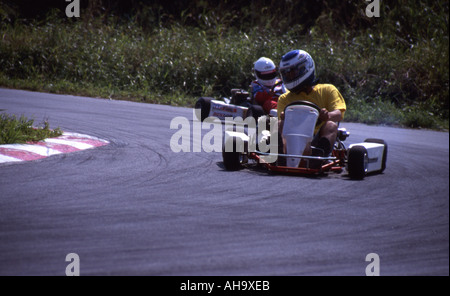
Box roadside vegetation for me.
[0,0,448,130]
[0,113,62,145]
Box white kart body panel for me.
[282,105,319,167]
[209,100,248,120]
[348,142,385,173]
[269,109,278,117]
[223,130,250,153]
[223,130,250,143]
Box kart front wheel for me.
[195,97,213,122]
[347,146,369,180]
[222,137,244,171]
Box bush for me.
[0,113,63,144]
[0,0,448,130]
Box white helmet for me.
[279,50,316,93]
[253,57,278,87]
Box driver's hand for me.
[319,108,329,122]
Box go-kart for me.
[221,101,387,180]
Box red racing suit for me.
[251,79,286,114]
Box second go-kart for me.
[222,101,387,180]
[195,89,252,122]
[194,83,282,122]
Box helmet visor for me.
[280,62,308,83]
[255,70,277,81]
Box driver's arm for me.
[278,111,285,136]
[319,109,343,123]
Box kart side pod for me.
[222,130,251,171]
[195,97,249,122]
[209,99,248,121]
[346,139,388,180]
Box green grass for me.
[0,1,448,131]
[0,113,63,145]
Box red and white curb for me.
[0,132,109,164]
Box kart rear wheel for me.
[364,138,388,173]
[222,137,244,171]
[347,146,369,180]
[195,97,213,122]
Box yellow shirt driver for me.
[277,50,346,157]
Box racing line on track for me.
[0,132,109,164]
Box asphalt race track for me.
[0,88,448,276]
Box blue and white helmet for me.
[279,50,316,93]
